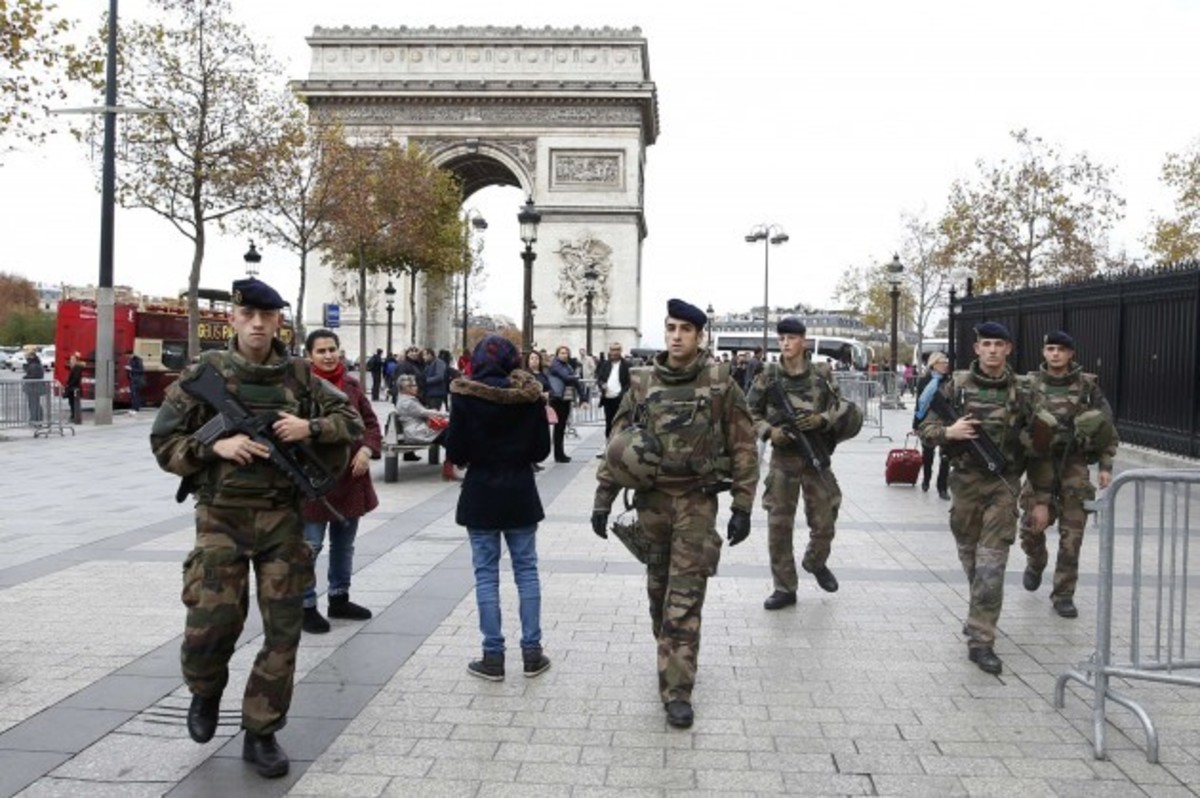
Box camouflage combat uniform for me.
[594,350,759,705]
[1020,363,1117,601]
[150,339,360,735]
[745,358,843,592]
[918,362,1032,651]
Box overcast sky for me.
[4,0,1199,347]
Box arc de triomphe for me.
[293,25,659,357]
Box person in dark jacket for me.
[594,341,631,441]
[300,329,381,634]
[913,351,952,500]
[445,335,552,681]
[422,347,449,410]
[547,344,582,463]
[65,352,85,424]
[22,352,45,422]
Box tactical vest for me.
[627,357,731,485]
[764,360,861,445]
[1029,365,1097,452]
[949,365,1025,468]
[192,347,317,505]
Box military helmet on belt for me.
[1074,409,1117,459]
[604,425,663,490]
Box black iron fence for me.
[951,262,1200,458]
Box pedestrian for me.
[394,374,457,480]
[22,351,45,422]
[577,347,596,403]
[917,321,1033,676]
[65,351,84,424]
[594,341,631,442]
[394,348,427,460]
[149,277,360,778]
[913,352,952,500]
[301,329,380,635]
[384,354,400,402]
[731,350,748,389]
[422,347,449,410]
[367,348,383,401]
[743,346,764,392]
[746,317,859,609]
[456,349,472,377]
[126,350,145,412]
[547,345,581,463]
[591,299,759,729]
[445,335,552,681]
[1019,330,1118,619]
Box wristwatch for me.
[308,418,323,440]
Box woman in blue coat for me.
[445,335,552,681]
[547,345,582,463]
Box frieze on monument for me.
[309,101,644,128]
[555,237,613,316]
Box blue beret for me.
[776,316,806,336]
[231,278,287,310]
[1044,330,1076,349]
[974,321,1011,342]
[666,298,706,329]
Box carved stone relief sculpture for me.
[555,237,613,315]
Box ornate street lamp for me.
[946,269,973,368]
[243,241,261,277]
[463,210,487,354]
[518,197,542,353]
[884,254,905,409]
[384,280,396,358]
[583,266,598,355]
[745,223,789,356]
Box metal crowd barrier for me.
[835,375,888,441]
[0,379,75,437]
[1055,468,1200,762]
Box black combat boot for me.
[763,590,797,610]
[467,652,505,681]
[803,562,839,593]
[1053,597,1078,618]
[242,731,289,778]
[328,594,372,621]
[1023,567,1042,591]
[968,646,1003,675]
[186,693,221,743]
[523,646,551,678]
[302,606,330,634]
[665,700,694,729]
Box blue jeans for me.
[303,518,360,608]
[468,527,542,655]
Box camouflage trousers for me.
[1020,457,1095,600]
[637,489,722,704]
[762,451,842,592]
[181,503,313,735]
[948,469,1021,649]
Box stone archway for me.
[293,25,659,356]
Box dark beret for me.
[231,277,287,310]
[974,321,1011,342]
[666,298,706,329]
[776,316,806,336]
[1044,330,1076,349]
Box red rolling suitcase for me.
[885,433,924,486]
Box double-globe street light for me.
[518,197,542,353]
[745,224,789,356]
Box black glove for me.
[727,508,751,546]
[591,511,609,539]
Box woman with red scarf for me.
[301,329,381,634]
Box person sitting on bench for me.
[394,374,456,480]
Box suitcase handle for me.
[905,431,922,450]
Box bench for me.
[381,411,441,483]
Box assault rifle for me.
[927,390,1017,497]
[177,363,345,521]
[767,380,831,472]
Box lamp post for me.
[745,223,789,357]
[243,241,261,277]
[384,280,396,357]
[529,300,538,350]
[518,197,542,353]
[583,266,598,355]
[462,210,488,355]
[884,253,905,409]
[946,270,973,368]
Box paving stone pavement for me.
[0,398,1198,797]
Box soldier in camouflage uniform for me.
[591,299,759,729]
[150,278,360,778]
[918,321,1032,676]
[746,317,847,608]
[1020,330,1118,619]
